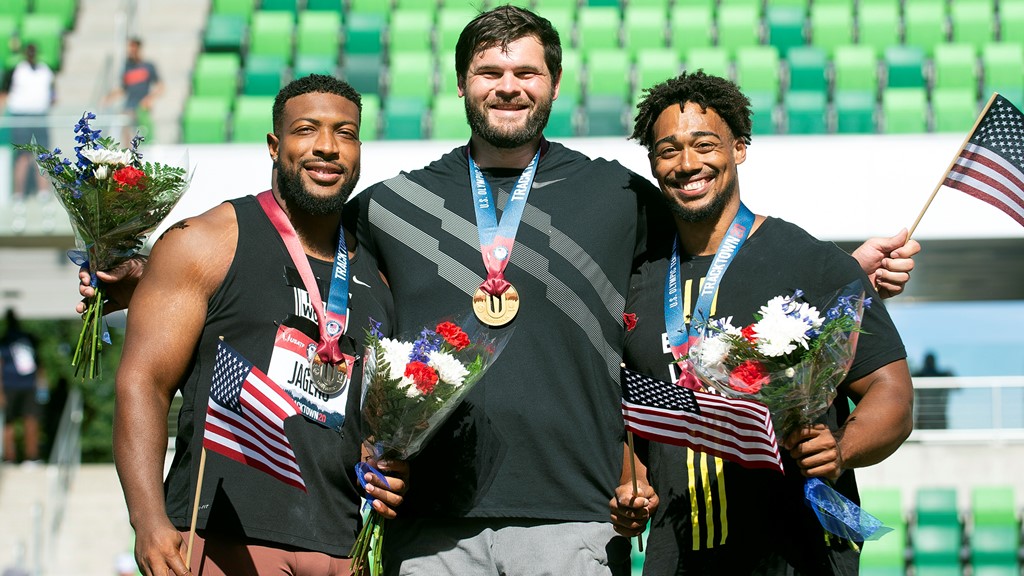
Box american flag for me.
[204,341,306,491]
[621,366,784,474]
[943,94,1024,227]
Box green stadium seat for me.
[231,95,275,143]
[883,45,926,89]
[204,13,247,53]
[716,4,760,58]
[182,96,231,143]
[903,0,947,57]
[359,94,380,141]
[19,13,63,69]
[932,88,978,132]
[809,4,853,58]
[970,486,1017,526]
[260,0,298,14]
[857,0,899,57]
[430,95,471,141]
[635,48,681,97]
[736,46,780,98]
[383,96,427,140]
[557,50,583,104]
[763,0,807,10]
[193,53,240,99]
[248,11,293,63]
[586,48,631,99]
[344,12,385,56]
[0,16,17,71]
[684,46,731,80]
[0,0,27,26]
[669,4,713,59]
[933,44,977,91]
[833,44,877,96]
[917,487,961,526]
[674,0,714,11]
[242,54,285,96]
[748,91,776,134]
[782,90,827,134]
[860,486,905,528]
[912,523,963,571]
[834,90,876,133]
[765,6,805,58]
[581,95,627,137]
[534,0,579,13]
[348,0,389,16]
[624,7,666,57]
[32,0,77,30]
[628,0,671,8]
[211,0,255,22]
[387,52,434,102]
[341,54,382,96]
[577,7,621,53]
[718,0,762,11]
[547,96,576,138]
[812,0,853,7]
[972,566,1022,576]
[585,0,620,6]
[395,0,439,14]
[435,50,457,96]
[538,8,574,46]
[969,524,1020,573]
[437,8,476,53]
[305,0,342,12]
[982,43,1024,104]
[951,0,995,51]
[860,524,907,573]
[296,10,340,59]
[786,45,827,94]
[389,9,434,54]
[1002,0,1024,45]
[293,54,337,79]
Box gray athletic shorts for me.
[383,518,632,576]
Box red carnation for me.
[729,360,768,394]
[623,313,638,332]
[436,321,470,350]
[741,324,758,343]
[112,166,146,189]
[405,361,439,394]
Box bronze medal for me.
[473,284,520,327]
[310,356,349,395]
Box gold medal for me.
[310,356,349,395]
[473,285,520,327]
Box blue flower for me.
[409,328,442,363]
[368,317,383,340]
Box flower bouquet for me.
[350,316,512,575]
[16,112,190,378]
[687,280,890,543]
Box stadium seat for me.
[782,90,827,134]
[19,13,63,69]
[735,46,780,99]
[912,522,963,573]
[534,0,579,12]
[203,13,247,53]
[260,0,298,14]
[982,43,1024,105]
[903,0,947,57]
[669,4,713,59]
[348,0,388,16]
[344,12,385,56]
[0,16,17,71]
[293,54,337,79]
[969,524,1020,574]
[211,0,255,22]
[970,486,1017,526]
[383,96,427,140]
[586,48,631,99]
[437,8,476,53]
[860,486,905,528]
[242,54,285,96]
[1002,0,1024,45]
[635,48,681,97]
[32,0,77,30]
[809,3,853,58]
[578,7,621,53]
[430,95,471,141]
[305,0,342,12]
[192,53,241,99]
[395,0,439,14]
[674,0,715,12]
[387,52,434,103]
[765,6,805,58]
[389,9,434,54]
[547,96,577,138]
[0,0,27,26]
[341,54,382,96]
[581,95,627,137]
[716,4,761,58]
[933,44,978,91]
[230,95,275,143]
[860,524,907,574]
[182,96,231,143]
[786,45,827,94]
[917,487,961,526]
[832,44,877,97]
[684,46,731,80]
[558,50,583,105]
[932,88,978,132]
[248,11,293,63]
[857,0,900,57]
[951,0,995,51]
[748,91,776,134]
[359,93,380,141]
[629,0,671,8]
[296,10,340,59]
[834,90,876,133]
[883,45,926,89]
[624,7,667,57]
[537,8,574,42]
[585,0,620,6]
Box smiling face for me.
[459,35,559,149]
[649,102,747,224]
[267,92,361,217]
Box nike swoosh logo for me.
[352,275,372,288]
[532,178,566,189]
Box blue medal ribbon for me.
[67,249,112,345]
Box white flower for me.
[429,351,469,386]
[401,376,420,397]
[694,334,733,367]
[752,313,812,357]
[379,338,413,381]
[80,147,133,165]
[93,165,110,180]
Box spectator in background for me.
[103,37,162,144]
[1,309,47,464]
[912,351,954,430]
[1,43,55,200]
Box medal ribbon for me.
[468,149,540,295]
[665,203,754,384]
[257,190,350,364]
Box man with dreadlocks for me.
[617,71,914,575]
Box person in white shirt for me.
[2,44,55,199]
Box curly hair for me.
[454,4,562,86]
[631,70,752,152]
[272,74,362,135]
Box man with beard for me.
[111,74,406,575]
[351,6,915,576]
[619,71,914,575]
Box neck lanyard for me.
[257,190,349,364]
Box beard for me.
[276,160,359,217]
[666,176,737,224]
[465,93,553,149]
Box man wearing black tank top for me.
[94,75,407,575]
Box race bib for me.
[266,324,351,431]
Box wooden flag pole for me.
[627,430,644,552]
[186,446,207,568]
[908,92,1000,239]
